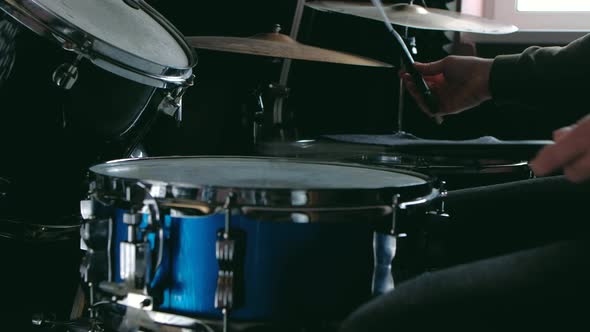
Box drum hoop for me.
[90,156,436,210]
[0,0,197,88]
[359,154,530,168]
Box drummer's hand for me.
[530,115,590,183]
[400,56,494,118]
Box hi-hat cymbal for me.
[306,1,518,34]
[186,28,393,68]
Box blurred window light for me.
[517,0,590,12]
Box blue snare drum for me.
[84,157,436,328]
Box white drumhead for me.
[92,157,427,190]
[36,0,188,67]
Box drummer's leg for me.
[428,175,590,266]
[340,239,590,332]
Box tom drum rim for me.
[0,0,197,88]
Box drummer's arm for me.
[494,34,590,182]
[490,33,590,110]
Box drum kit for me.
[0,1,552,332]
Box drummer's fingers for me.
[553,125,575,142]
[405,79,444,125]
[530,123,589,176]
[403,75,434,116]
[414,60,446,76]
[563,152,590,183]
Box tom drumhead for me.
[0,0,196,88]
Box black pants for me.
[340,176,590,331]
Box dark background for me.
[0,0,577,227]
[0,1,581,329]
[143,0,572,160]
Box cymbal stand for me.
[272,0,306,141]
[250,82,290,145]
[251,86,265,146]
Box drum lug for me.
[215,270,234,309]
[80,197,114,304]
[158,75,195,122]
[214,193,245,332]
[427,180,449,215]
[80,199,95,220]
[372,232,396,295]
[52,41,91,90]
[120,212,151,290]
[215,231,243,311]
[372,194,404,295]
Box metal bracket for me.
[119,212,151,290]
[214,193,238,332]
[158,75,195,122]
[52,41,92,90]
[390,194,400,236]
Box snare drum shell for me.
[114,210,376,322]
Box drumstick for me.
[369,0,444,124]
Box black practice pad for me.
[322,135,553,160]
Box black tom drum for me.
[0,1,195,329]
[0,0,197,159]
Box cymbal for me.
[186,29,393,68]
[306,1,519,34]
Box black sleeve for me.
[0,12,18,87]
[489,33,590,111]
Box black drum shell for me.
[0,16,160,330]
[0,21,163,219]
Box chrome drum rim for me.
[0,0,196,88]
